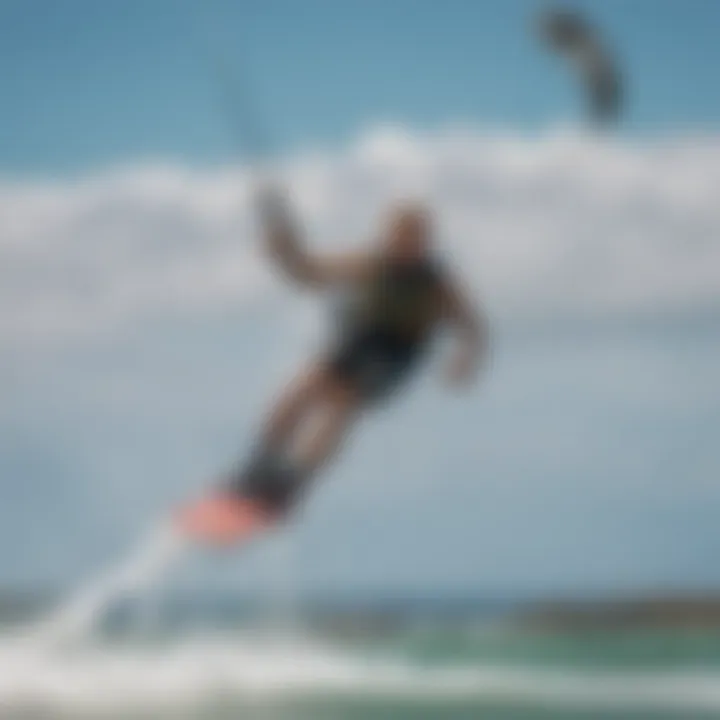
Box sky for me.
[1,0,719,600]
[2,0,720,174]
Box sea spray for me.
[257,530,303,639]
[3,636,720,715]
[23,522,189,650]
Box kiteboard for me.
[175,492,273,546]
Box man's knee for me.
[274,364,324,413]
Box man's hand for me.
[253,180,372,289]
[445,343,480,387]
[255,182,293,237]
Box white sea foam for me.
[1,632,719,715]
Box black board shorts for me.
[325,327,425,403]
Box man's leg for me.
[259,364,327,449]
[177,364,327,543]
[178,369,361,544]
[239,362,328,482]
[239,371,360,514]
[294,376,360,475]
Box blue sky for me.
[1,1,719,598]
[2,0,720,175]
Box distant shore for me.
[517,596,720,631]
[4,588,720,632]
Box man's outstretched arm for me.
[255,184,371,288]
[439,274,489,385]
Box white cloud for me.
[1,125,719,349]
[2,127,720,591]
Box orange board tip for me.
[175,493,272,546]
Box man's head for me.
[380,202,432,263]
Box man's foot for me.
[175,493,273,546]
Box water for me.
[2,528,720,719]
[3,625,720,718]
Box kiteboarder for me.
[179,184,488,544]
